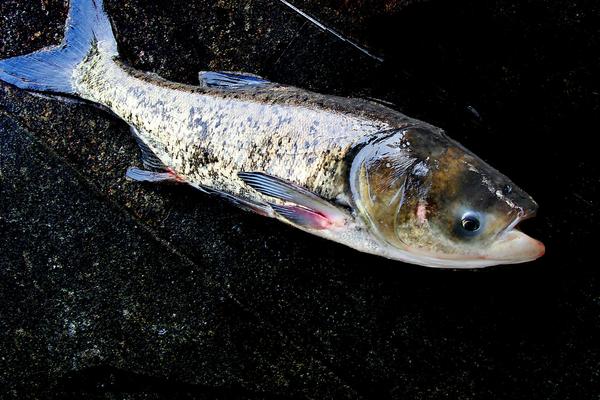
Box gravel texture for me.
[0,0,598,399]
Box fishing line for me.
[277,0,385,63]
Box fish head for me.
[349,126,544,268]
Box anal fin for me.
[126,126,181,184]
[126,167,181,183]
[130,126,167,170]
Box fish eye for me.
[462,216,480,232]
[457,212,482,237]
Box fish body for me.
[0,0,545,268]
[74,55,403,202]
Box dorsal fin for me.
[198,71,272,89]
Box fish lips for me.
[486,210,545,264]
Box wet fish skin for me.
[73,53,411,203]
[0,0,545,268]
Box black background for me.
[0,0,598,399]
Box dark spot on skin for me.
[192,148,218,165]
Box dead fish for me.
[0,0,544,268]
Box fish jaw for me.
[319,217,544,269]
[481,229,545,265]
[376,235,544,269]
[479,207,545,265]
[378,229,545,269]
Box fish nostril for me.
[502,184,513,195]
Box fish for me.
[0,0,545,268]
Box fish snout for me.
[486,229,545,264]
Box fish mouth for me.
[485,210,545,264]
[498,207,537,238]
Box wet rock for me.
[1,0,598,399]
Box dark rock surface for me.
[0,0,598,399]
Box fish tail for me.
[0,0,117,95]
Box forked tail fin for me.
[0,0,117,95]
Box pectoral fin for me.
[238,172,347,230]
